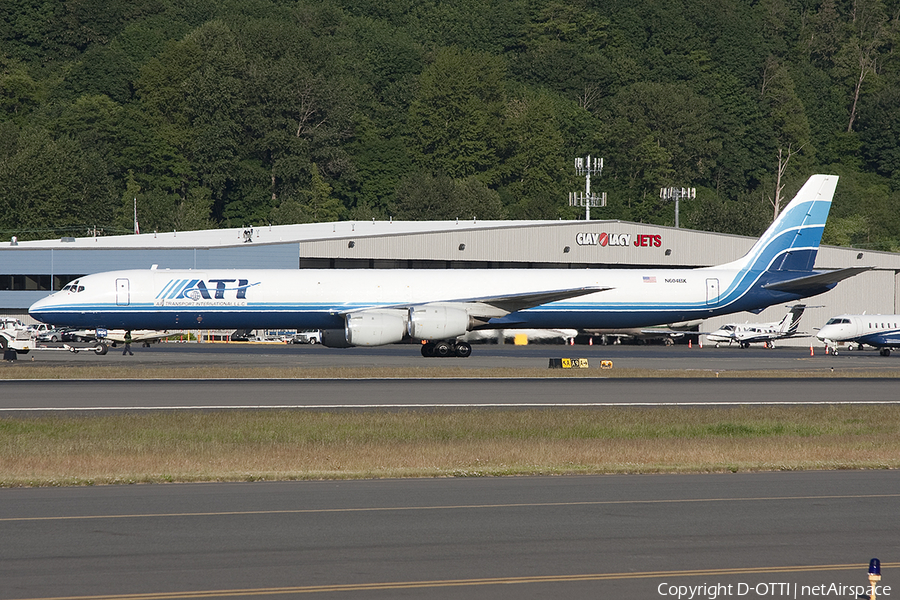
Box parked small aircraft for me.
[705,304,809,348]
[816,314,900,356]
[97,329,174,347]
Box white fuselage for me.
[816,315,900,346]
[29,267,753,332]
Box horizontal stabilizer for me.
[762,266,872,293]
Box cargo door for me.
[116,278,130,306]
[705,278,719,306]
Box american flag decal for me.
[643,276,656,283]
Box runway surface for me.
[1,378,899,412]
[2,471,898,600]
[2,343,899,412]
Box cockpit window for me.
[62,280,84,293]
[825,318,850,325]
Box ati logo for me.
[158,279,258,301]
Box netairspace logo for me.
[656,581,891,599]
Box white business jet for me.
[816,314,900,356]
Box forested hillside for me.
[2,0,899,249]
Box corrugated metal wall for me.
[0,244,301,275]
[300,222,756,267]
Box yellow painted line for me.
[12,563,899,599]
[3,493,899,523]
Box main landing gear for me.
[421,340,472,358]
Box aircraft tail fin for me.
[727,174,838,274]
[779,304,806,334]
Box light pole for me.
[659,186,695,229]
[569,155,606,220]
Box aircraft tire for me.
[880,348,891,357]
[433,341,453,357]
[421,342,435,357]
[454,341,472,358]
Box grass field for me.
[3,364,898,487]
[2,405,898,487]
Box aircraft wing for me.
[341,286,611,319]
[763,267,872,293]
[466,286,611,315]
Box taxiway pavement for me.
[2,471,897,600]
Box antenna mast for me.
[569,155,606,220]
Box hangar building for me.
[2,218,897,346]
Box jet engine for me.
[407,305,470,340]
[320,329,352,348]
[342,310,407,347]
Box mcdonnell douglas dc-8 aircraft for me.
[29,174,868,358]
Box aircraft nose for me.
[28,294,56,320]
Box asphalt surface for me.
[2,472,898,600]
[6,338,900,371]
[3,342,898,600]
[3,342,899,412]
[2,378,900,412]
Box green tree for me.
[600,81,719,223]
[391,172,504,220]
[0,125,115,238]
[497,88,570,218]
[270,163,343,224]
[407,47,506,182]
[0,64,44,121]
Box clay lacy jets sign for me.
[575,232,662,247]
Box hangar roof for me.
[7,219,546,249]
